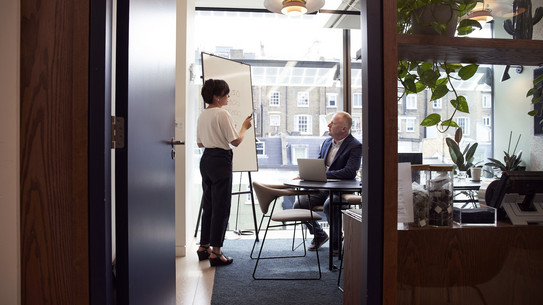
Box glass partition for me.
[191,10,361,230]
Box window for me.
[405,118,415,132]
[353,93,362,108]
[483,116,491,127]
[297,92,309,107]
[269,114,280,126]
[327,93,337,107]
[291,145,309,164]
[433,99,442,109]
[456,117,470,135]
[256,142,265,156]
[398,117,416,132]
[294,115,312,134]
[270,91,280,106]
[406,95,417,109]
[482,93,491,108]
[352,116,361,133]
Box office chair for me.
[251,181,323,280]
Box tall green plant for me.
[485,131,523,172]
[446,128,478,171]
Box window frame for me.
[294,114,312,135]
[269,91,280,107]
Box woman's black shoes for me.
[209,251,233,267]
[196,245,210,261]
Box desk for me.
[453,178,482,205]
[284,179,361,270]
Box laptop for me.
[297,158,341,182]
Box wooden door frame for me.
[20,0,91,304]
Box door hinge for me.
[111,116,125,149]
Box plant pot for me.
[411,4,458,36]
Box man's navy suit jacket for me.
[318,134,362,179]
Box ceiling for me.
[194,0,361,29]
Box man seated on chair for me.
[292,111,362,254]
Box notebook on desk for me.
[297,158,341,182]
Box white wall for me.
[175,0,196,257]
[493,2,543,170]
[0,0,20,304]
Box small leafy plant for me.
[397,0,482,131]
[398,61,479,131]
[485,131,523,173]
[397,0,482,35]
[446,127,478,171]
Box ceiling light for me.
[468,2,494,25]
[281,0,307,16]
[264,0,325,16]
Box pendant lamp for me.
[264,0,325,16]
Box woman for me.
[196,79,252,266]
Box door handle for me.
[170,138,185,147]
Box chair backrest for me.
[252,182,281,214]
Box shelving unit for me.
[398,34,543,66]
[394,30,543,305]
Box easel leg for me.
[194,197,203,238]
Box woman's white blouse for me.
[197,107,239,150]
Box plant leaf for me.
[421,113,441,126]
[529,110,538,116]
[446,137,464,167]
[457,19,482,35]
[534,74,543,86]
[414,81,427,93]
[458,64,479,80]
[441,119,459,128]
[465,142,478,164]
[404,78,417,93]
[450,96,470,113]
[420,69,440,87]
[454,128,463,143]
[431,84,449,100]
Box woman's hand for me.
[242,115,252,130]
[230,115,253,147]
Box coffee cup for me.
[471,167,482,181]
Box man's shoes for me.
[308,233,329,251]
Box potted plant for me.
[397,0,482,36]
[485,131,524,176]
[397,0,483,131]
[445,127,479,176]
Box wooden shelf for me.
[398,34,543,66]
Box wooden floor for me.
[176,230,297,305]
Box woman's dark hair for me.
[201,79,230,104]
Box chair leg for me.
[253,222,321,280]
[250,213,268,259]
[292,221,307,252]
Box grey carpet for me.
[211,237,343,305]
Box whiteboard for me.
[201,52,258,172]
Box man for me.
[293,111,362,253]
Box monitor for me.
[487,171,543,213]
[398,152,423,164]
